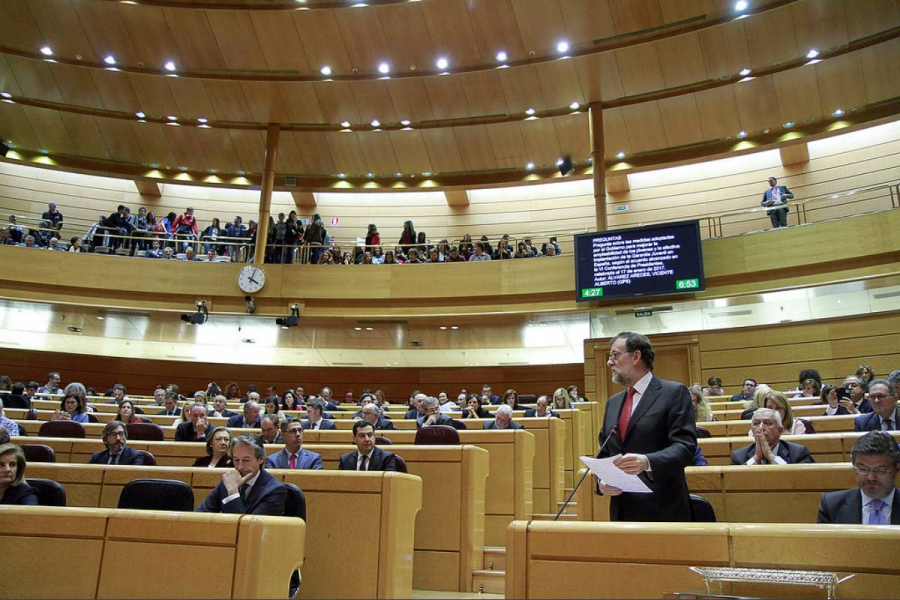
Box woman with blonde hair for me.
[763,389,809,435]
[551,387,569,410]
[0,444,37,505]
[689,385,716,422]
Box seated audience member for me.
[22,235,39,249]
[264,398,280,416]
[686,396,709,467]
[47,237,64,251]
[405,393,426,419]
[161,247,176,260]
[0,426,9,445]
[730,379,757,402]
[175,403,212,441]
[115,400,147,425]
[318,387,343,412]
[196,435,287,516]
[525,396,560,418]
[193,427,234,468]
[843,375,873,414]
[37,372,62,395]
[150,388,167,407]
[706,376,724,397]
[461,394,490,419]
[817,431,899,525]
[224,383,241,401]
[360,403,395,430]
[24,381,39,403]
[542,243,556,257]
[417,397,455,428]
[4,383,31,410]
[406,248,424,263]
[68,237,84,252]
[821,385,851,416]
[266,418,322,470]
[88,421,146,465]
[302,399,336,430]
[0,401,21,436]
[214,395,239,418]
[227,401,261,429]
[144,239,163,258]
[763,390,809,435]
[438,391,458,413]
[795,368,822,392]
[110,384,128,404]
[467,242,491,262]
[731,408,814,465]
[0,444,38,505]
[481,384,499,405]
[180,246,199,261]
[259,413,284,445]
[156,392,182,416]
[281,390,301,412]
[854,379,900,432]
[567,385,587,403]
[799,378,822,398]
[856,364,876,386]
[689,385,716,422]
[52,393,89,424]
[551,387,570,410]
[338,421,397,472]
[265,385,282,406]
[0,376,10,392]
[889,369,900,398]
[741,383,772,417]
[501,389,524,411]
[484,405,524,430]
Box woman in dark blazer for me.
[461,395,490,420]
[192,427,234,468]
[0,444,38,505]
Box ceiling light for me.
[737,130,747,138]
[135,111,145,118]
[400,119,410,126]
[167,115,177,121]
[0,92,11,99]
[103,55,117,65]
[832,108,844,117]
[40,46,53,56]
[734,0,749,10]
[495,51,508,62]
[377,62,390,74]
[739,67,751,77]
[616,151,625,159]
[96,316,105,320]
[337,173,346,178]
[806,49,819,59]
[525,108,535,115]
[556,40,570,54]
[164,61,176,72]
[395,172,402,177]
[197,117,208,123]
[783,121,794,128]
[370,119,381,128]
[354,327,362,331]
[320,65,332,76]
[525,162,535,170]
[365,327,373,331]
[555,158,565,166]
[569,101,580,110]
[450,326,458,330]
[340,121,351,128]
[366,172,374,178]
[435,57,449,71]
[440,326,448,330]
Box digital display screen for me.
[574,221,705,302]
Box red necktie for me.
[288,453,296,469]
[617,387,637,439]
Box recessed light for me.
[400,119,411,126]
[377,62,390,74]
[395,172,402,177]
[340,121,351,128]
[338,173,346,178]
[103,55,117,65]
[167,115,178,121]
[450,326,459,330]
[366,172,374,178]
[0,92,11,99]
[67,326,83,333]
[495,51,508,62]
[197,117,208,123]
[737,130,747,138]
[556,158,565,166]
[40,46,53,56]
[616,151,626,159]
[96,316,105,320]
[440,326,448,330]
[806,49,819,59]
[164,61,176,72]
[734,0,749,11]
[421,171,432,176]
[525,108,536,115]
[525,162,535,170]
[832,108,844,117]
[569,101,580,110]
[556,40,570,54]
[320,65,332,76]
[370,119,380,127]
[365,327,373,331]
[355,327,362,331]
[435,57,449,70]
[739,67,751,77]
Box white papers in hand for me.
[580,455,652,493]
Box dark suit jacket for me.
[174,421,211,442]
[854,409,900,432]
[371,418,395,430]
[301,419,336,430]
[524,409,560,418]
[192,455,234,468]
[417,414,455,428]
[227,415,261,428]
[483,420,525,430]
[0,482,38,505]
[195,468,286,515]
[3,394,31,410]
[88,446,146,465]
[156,408,182,416]
[404,409,423,420]
[219,409,239,418]
[730,440,814,465]
[266,448,322,470]
[730,393,751,402]
[817,487,900,524]
[599,376,697,522]
[857,398,873,414]
[338,446,397,471]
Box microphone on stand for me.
[554,426,618,521]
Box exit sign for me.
[615,205,629,212]
[635,309,653,317]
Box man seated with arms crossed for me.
[88,421,146,465]
[525,396,560,418]
[302,398,336,430]
[197,435,287,515]
[484,404,524,429]
[817,431,899,524]
[339,421,397,471]
[417,396,455,428]
[361,403,395,430]
[854,379,900,432]
[259,413,284,445]
[266,417,322,470]
[174,402,211,442]
[731,408,814,465]
[227,400,261,428]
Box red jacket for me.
[172,213,198,235]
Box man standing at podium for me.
[596,332,697,521]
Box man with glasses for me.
[88,421,146,465]
[817,431,899,524]
[731,379,757,402]
[266,418,322,470]
[854,379,900,432]
[842,375,873,414]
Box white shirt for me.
[744,442,787,466]
[356,450,374,471]
[222,470,261,505]
[862,488,895,524]
[626,371,654,416]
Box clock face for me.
[238,266,266,294]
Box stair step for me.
[483,546,506,571]
[532,513,577,521]
[472,569,505,595]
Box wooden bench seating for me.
[697,414,858,437]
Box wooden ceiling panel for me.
[356,131,401,175]
[575,52,625,102]
[377,4,433,74]
[388,130,434,174]
[204,80,254,122]
[860,39,900,106]
[94,120,144,165]
[0,2,43,51]
[130,121,177,167]
[5,56,64,104]
[117,4,181,70]
[228,129,267,173]
[240,81,289,123]
[656,33,709,89]
[420,0,482,68]
[607,0,665,34]
[419,128,465,173]
[0,103,40,150]
[277,82,325,124]
[290,132,337,175]
[27,0,98,62]
[57,113,109,160]
[293,10,355,76]
[0,57,24,97]
[385,78,436,123]
[485,122,529,169]
[313,81,361,124]
[657,94,704,148]
[325,132,369,176]
[508,0,567,54]
[163,126,210,172]
[25,106,75,156]
[559,0,618,46]
[552,114,591,164]
[601,107,632,159]
[813,52,867,117]
[205,11,268,71]
[615,43,665,97]
[497,65,550,113]
[161,8,226,70]
[772,66,823,126]
[196,128,242,174]
[520,118,562,167]
[452,125,499,172]
[349,80,398,125]
[127,73,179,119]
[742,5,799,68]
[248,12,311,73]
[621,102,666,154]
[534,59,584,109]
[272,135,306,174]
[423,76,471,120]
[89,69,141,114]
[693,85,741,140]
[72,1,141,67]
[466,0,527,63]
[845,0,900,41]
[459,71,509,117]
[166,78,217,122]
[698,19,752,80]
[48,64,104,110]
[334,7,392,71]
[790,0,849,54]
[731,75,779,133]
[658,0,715,23]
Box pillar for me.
[588,105,607,232]
[253,123,281,264]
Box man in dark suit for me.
[259,413,285,445]
[405,393,426,420]
[854,379,899,432]
[266,418,322,470]
[731,408,814,465]
[525,396,560,418]
[156,393,182,416]
[596,332,697,522]
[730,379,757,402]
[818,431,900,524]
[174,403,211,442]
[417,397,455,429]
[213,395,239,419]
[227,400,261,429]
[196,435,286,515]
[360,403,395,430]
[843,376,873,414]
[338,421,397,471]
[484,404,524,429]
[88,421,146,465]
[760,176,794,228]
[302,399,336,430]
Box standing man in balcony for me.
[42,202,64,234]
[761,176,794,229]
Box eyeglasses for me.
[854,465,895,476]
[868,394,895,402]
[608,350,633,361]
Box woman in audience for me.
[68,237,84,252]
[763,390,808,435]
[501,389,523,411]
[340,251,353,265]
[361,252,374,265]
[201,218,225,255]
[372,247,385,264]
[383,250,397,265]
[116,400,147,425]
[462,395,490,420]
[416,231,429,255]
[689,385,716,422]
[317,250,333,265]
[0,376,10,392]
[53,393,89,423]
[374,390,386,405]
[0,444,38,505]
[820,385,851,416]
[459,234,474,259]
[552,387,570,410]
[224,383,241,401]
[800,378,821,398]
[515,242,532,259]
[855,364,875,385]
[399,220,416,247]
[365,223,381,252]
[192,427,234,468]
[264,398,280,415]
[743,383,772,412]
[393,246,408,264]
[282,391,300,412]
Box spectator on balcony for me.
[371,247,385,264]
[180,246,200,262]
[172,207,199,250]
[542,243,557,257]
[523,238,539,257]
[42,202,64,232]
[468,243,491,262]
[68,237,85,252]
[303,213,326,263]
[129,206,150,252]
[105,205,132,251]
[383,250,397,264]
[201,217,225,255]
[406,248,424,264]
[47,237,64,251]
[365,223,381,252]
[761,176,794,229]
[446,246,466,263]
[426,248,443,263]
[515,242,532,259]
[22,235,38,249]
[399,220,416,248]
